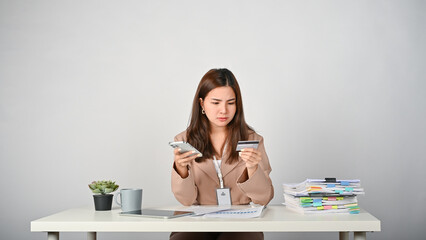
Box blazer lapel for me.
[194,159,219,184]
[221,154,245,178]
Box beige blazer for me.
[171,131,274,206]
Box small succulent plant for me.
[88,180,119,195]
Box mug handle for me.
[115,192,122,207]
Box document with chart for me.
[183,205,265,218]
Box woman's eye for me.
[212,102,219,105]
[228,102,235,105]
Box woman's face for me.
[200,86,237,130]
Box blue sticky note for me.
[335,190,343,194]
[345,187,354,192]
[313,202,322,207]
[327,184,336,188]
[313,199,322,203]
[340,181,350,186]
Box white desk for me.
[31,205,381,240]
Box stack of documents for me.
[283,178,364,214]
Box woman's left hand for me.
[239,148,261,176]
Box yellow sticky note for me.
[345,203,358,207]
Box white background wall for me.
[1,0,425,239]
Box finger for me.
[240,148,258,153]
[239,153,254,165]
[239,151,261,158]
[173,148,193,156]
[174,148,182,155]
[177,155,194,163]
[185,153,201,161]
[177,152,201,163]
[239,152,261,164]
[175,149,198,158]
[177,159,192,167]
[241,148,261,156]
[182,151,202,160]
[241,156,259,169]
[177,155,199,167]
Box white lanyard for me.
[213,156,224,189]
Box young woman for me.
[170,68,274,240]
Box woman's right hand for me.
[173,148,201,178]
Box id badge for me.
[216,188,231,206]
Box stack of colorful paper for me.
[282,178,364,214]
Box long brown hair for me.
[186,68,253,164]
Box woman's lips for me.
[218,117,228,122]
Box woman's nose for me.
[219,103,227,113]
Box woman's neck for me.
[209,127,228,159]
[209,125,227,138]
[210,122,228,133]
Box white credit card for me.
[236,140,260,151]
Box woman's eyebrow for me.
[211,98,236,102]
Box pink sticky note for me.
[324,205,333,210]
[327,197,336,201]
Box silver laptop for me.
[119,209,194,219]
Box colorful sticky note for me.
[335,190,343,194]
[317,206,324,210]
[345,187,354,192]
[324,205,332,210]
[340,181,350,186]
[345,203,358,207]
[336,197,344,200]
[327,184,336,188]
[313,202,322,207]
[327,197,337,201]
[313,199,322,203]
[332,205,338,209]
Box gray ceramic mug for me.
[115,188,142,212]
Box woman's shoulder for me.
[174,130,187,141]
[247,130,264,141]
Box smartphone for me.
[236,140,260,151]
[169,141,203,157]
